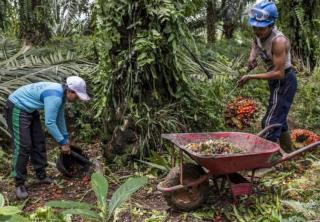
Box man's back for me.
[9,82,63,113]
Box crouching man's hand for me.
[61,143,71,155]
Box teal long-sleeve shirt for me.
[9,82,68,145]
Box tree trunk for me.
[223,23,236,39]
[18,0,51,46]
[0,0,6,30]
[206,0,216,43]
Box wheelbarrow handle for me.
[256,124,282,138]
[272,141,320,165]
[157,174,209,193]
[70,150,93,165]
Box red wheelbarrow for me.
[157,124,320,211]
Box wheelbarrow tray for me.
[162,132,280,176]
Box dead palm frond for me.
[282,199,320,219]
[177,46,246,81]
[0,36,20,62]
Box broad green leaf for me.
[151,29,160,37]
[108,177,147,219]
[137,52,147,62]
[0,206,21,215]
[168,33,175,42]
[91,172,108,210]
[62,209,101,219]
[0,193,4,208]
[45,200,92,209]
[0,215,30,222]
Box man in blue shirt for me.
[4,76,90,199]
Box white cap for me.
[66,76,90,101]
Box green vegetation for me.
[0,0,320,221]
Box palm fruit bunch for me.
[224,96,257,129]
[291,129,320,149]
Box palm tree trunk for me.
[0,0,7,30]
[223,23,236,39]
[18,0,51,46]
[206,0,217,43]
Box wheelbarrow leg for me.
[220,176,226,192]
[251,169,256,184]
[213,177,220,195]
[226,174,237,203]
[179,149,184,185]
[171,146,177,167]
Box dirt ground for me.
[0,140,233,222]
[0,139,317,222]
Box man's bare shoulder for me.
[273,36,288,45]
[272,36,290,53]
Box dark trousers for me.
[4,100,48,186]
[262,67,297,142]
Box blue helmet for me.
[248,1,278,28]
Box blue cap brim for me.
[248,18,274,27]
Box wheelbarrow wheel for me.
[162,163,209,211]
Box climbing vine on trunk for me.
[93,0,196,157]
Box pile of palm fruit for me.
[224,96,257,129]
